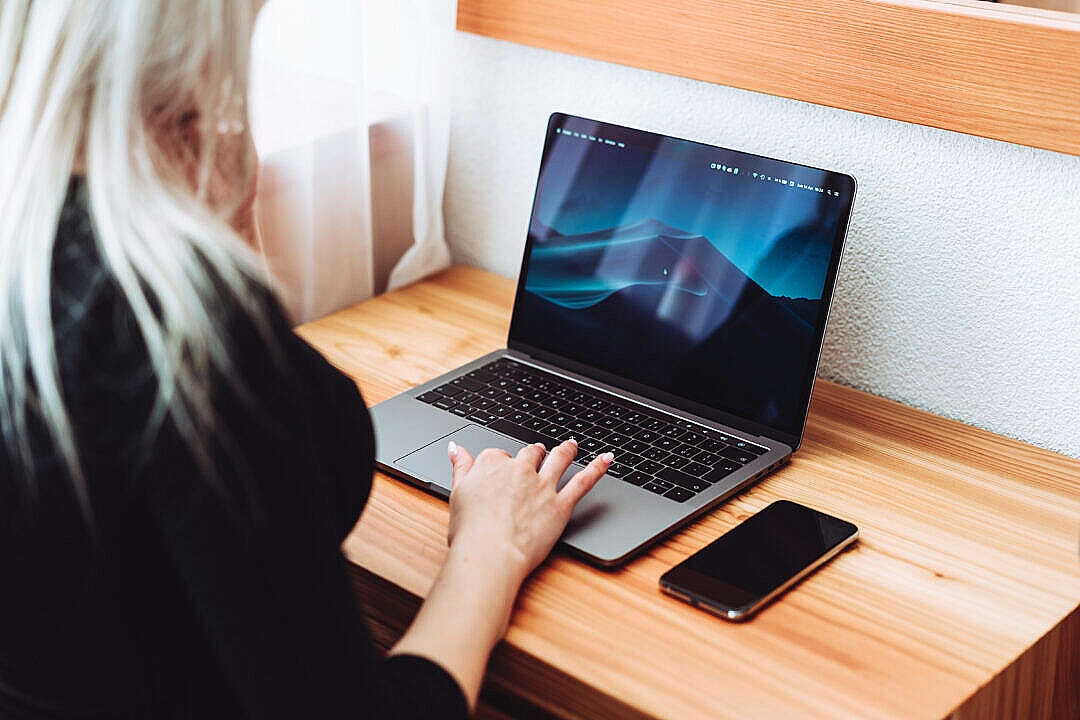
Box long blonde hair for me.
[0,1,263,516]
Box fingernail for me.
[447,441,458,461]
[601,452,614,463]
[567,437,578,445]
[534,442,546,450]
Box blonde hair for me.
[0,1,263,517]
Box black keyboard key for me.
[683,461,712,476]
[525,418,547,431]
[544,396,570,409]
[643,482,669,495]
[652,478,674,490]
[562,403,586,417]
[634,429,659,443]
[657,467,711,493]
[491,378,514,390]
[526,390,547,402]
[672,419,700,431]
[467,412,498,425]
[665,487,694,503]
[551,413,573,425]
[642,447,670,463]
[605,463,629,478]
[624,471,650,486]
[569,392,592,405]
[605,405,628,418]
[450,406,472,417]
[532,406,554,419]
[604,433,630,448]
[515,400,537,412]
[703,463,739,484]
[568,419,592,434]
[508,411,529,424]
[585,398,609,411]
[611,421,636,434]
[718,447,754,464]
[692,451,722,466]
[620,453,644,468]
[450,377,484,392]
[681,431,705,445]
[699,439,727,453]
[641,418,665,431]
[491,404,512,417]
[637,459,665,475]
[489,419,559,448]
[433,399,457,410]
[579,437,603,453]
[578,409,602,422]
[588,427,613,441]
[661,426,687,440]
[665,455,690,469]
[436,384,464,397]
[552,427,575,441]
[597,417,621,430]
[655,437,678,451]
[417,391,442,403]
[534,380,555,392]
[542,425,566,438]
[473,398,495,410]
[624,439,650,455]
[480,388,501,399]
[621,411,647,425]
[733,440,768,455]
[465,369,496,383]
[672,443,700,459]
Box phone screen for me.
[661,500,857,619]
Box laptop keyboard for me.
[415,358,767,503]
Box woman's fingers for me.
[538,438,579,485]
[558,452,613,512]
[516,442,547,470]
[448,441,475,488]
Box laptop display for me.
[509,114,855,443]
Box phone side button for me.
[662,585,693,604]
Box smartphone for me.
[660,500,858,621]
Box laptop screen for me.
[508,114,856,444]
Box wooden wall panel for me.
[457,0,1080,157]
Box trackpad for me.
[398,424,585,492]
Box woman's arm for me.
[391,439,612,709]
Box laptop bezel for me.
[506,112,856,451]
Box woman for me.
[0,2,610,718]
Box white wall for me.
[443,32,1080,459]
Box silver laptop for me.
[371,113,856,566]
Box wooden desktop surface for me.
[296,266,1080,720]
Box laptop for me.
[371,113,856,567]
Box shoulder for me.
[48,180,299,467]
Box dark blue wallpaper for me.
[513,116,853,437]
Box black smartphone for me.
[660,500,858,621]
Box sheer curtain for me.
[249,0,455,323]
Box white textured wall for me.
[443,32,1080,458]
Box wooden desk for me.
[297,266,1080,720]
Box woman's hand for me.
[390,439,610,709]
[447,439,612,587]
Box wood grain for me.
[456,0,1080,158]
[297,266,1080,720]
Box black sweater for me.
[0,181,468,719]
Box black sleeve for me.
[59,255,468,719]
